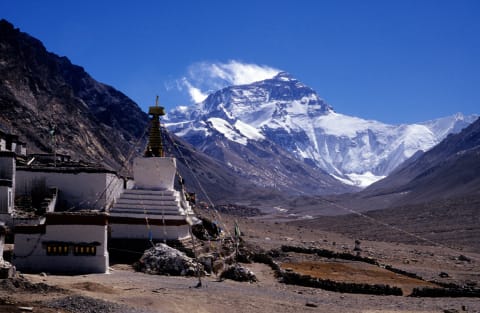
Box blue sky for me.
[1,0,479,124]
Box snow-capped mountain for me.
[166,72,477,189]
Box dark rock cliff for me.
[0,19,148,170]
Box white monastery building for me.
[3,96,197,273]
[13,212,109,274]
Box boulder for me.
[220,264,257,282]
[136,243,203,276]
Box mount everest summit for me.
[166,72,477,190]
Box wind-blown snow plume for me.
[178,60,281,104]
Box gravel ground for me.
[17,265,480,313]
[1,211,479,313]
[44,295,151,313]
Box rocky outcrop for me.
[220,264,257,282]
[135,243,203,276]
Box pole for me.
[189,226,202,288]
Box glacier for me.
[165,72,478,188]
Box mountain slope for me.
[163,130,292,204]
[289,118,480,251]
[167,72,477,188]
[0,19,148,169]
[293,118,480,250]
[167,73,356,195]
[292,117,480,216]
[363,116,480,203]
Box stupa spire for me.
[145,95,166,157]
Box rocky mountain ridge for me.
[167,72,355,195]
[166,72,477,188]
[0,19,148,170]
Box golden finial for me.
[145,95,166,157]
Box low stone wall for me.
[234,244,480,298]
[280,245,432,284]
[281,270,403,296]
[410,286,480,298]
[280,245,378,265]
[248,250,402,295]
[251,251,281,273]
[384,264,424,280]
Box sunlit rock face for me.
[167,71,477,188]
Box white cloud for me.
[181,78,209,103]
[175,60,281,104]
[201,60,281,86]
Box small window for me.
[73,245,96,256]
[46,244,69,256]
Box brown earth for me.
[1,262,478,313]
[1,208,479,313]
[280,259,438,295]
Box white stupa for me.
[109,98,195,241]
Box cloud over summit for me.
[178,60,280,104]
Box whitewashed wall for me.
[16,170,124,211]
[13,224,108,274]
[0,154,15,182]
[110,223,191,240]
[133,157,176,190]
[105,173,124,210]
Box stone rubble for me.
[220,264,257,282]
[136,243,203,276]
[45,295,150,313]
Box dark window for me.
[73,245,96,256]
[46,244,69,256]
[44,242,99,256]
